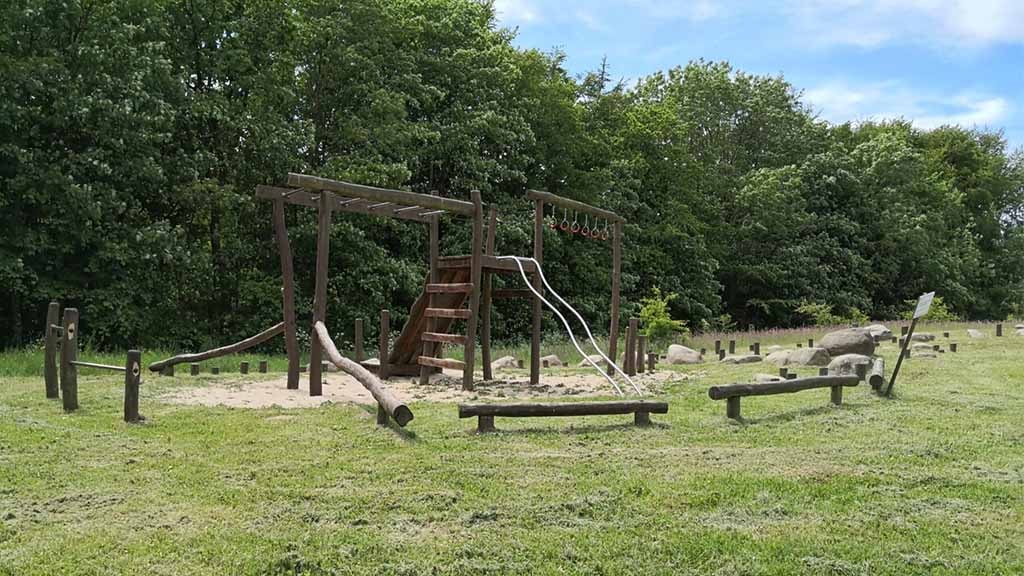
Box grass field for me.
[2,323,1023,575]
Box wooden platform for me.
[439,255,538,274]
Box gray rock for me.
[827,353,872,375]
[1015,323,1024,330]
[865,323,893,340]
[911,343,937,357]
[765,349,792,366]
[910,333,935,342]
[1016,328,1024,337]
[491,355,519,370]
[765,345,785,352]
[753,373,784,383]
[967,329,986,339]
[540,354,563,367]
[666,344,703,365]
[819,328,876,357]
[720,354,762,365]
[576,354,605,368]
[787,347,831,366]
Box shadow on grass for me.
[734,401,869,426]
[356,404,419,442]
[462,420,671,437]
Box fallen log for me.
[314,321,413,427]
[149,322,284,372]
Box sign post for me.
[884,291,934,397]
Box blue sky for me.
[494,0,1024,151]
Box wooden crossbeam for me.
[287,173,475,216]
[255,185,432,223]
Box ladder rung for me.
[417,356,466,370]
[425,308,473,319]
[422,332,466,345]
[426,283,474,293]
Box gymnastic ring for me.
[560,220,570,232]
[571,221,581,234]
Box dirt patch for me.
[161,368,685,409]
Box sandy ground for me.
[161,367,691,409]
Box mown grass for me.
[1,323,1023,575]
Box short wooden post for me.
[714,340,721,353]
[950,343,958,352]
[932,344,940,351]
[830,385,843,406]
[891,336,898,344]
[379,309,390,380]
[943,331,950,338]
[636,335,646,374]
[700,348,707,356]
[718,349,726,361]
[634,411,651,426]
[647,352,656,372]
[542,359,549,368]
[753,342,760,355]
[996,323,1003,337]
[240,361,249,374]
[162,364,174,377]
[516,359,524,369]
[478,415,495,433]
[190,363,200,376]
[376,404,388,426]
[258,360,268,373]
[354,318,365,362]
[211,366,220,375]
[726,397,741,420]
[728,340,736,354]
[901,326,909,336]
[59,308,79,412]
[779,367,788,378]
[818,367,829,376]
[44,302,61,399]
[625,319,638,376]
[808,338,814,348]
[123,350,142,423]
[797,343,803,348]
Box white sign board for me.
[913,291,936,319]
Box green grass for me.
[2,323,1023,574]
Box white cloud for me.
[804,80,1011,130]
[626,0,723,22]
[493,0,541,24]
[783,0,1024,48]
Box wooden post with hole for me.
[60,308,79,412]
[309,192,332,396]
[379,310,390,380]
[272,198,300,390]
[124,350,142,422]
[44,301,60,399]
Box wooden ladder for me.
[417,282,475,374]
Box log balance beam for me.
[148,322,284,372]
[458,400,668,433]
[708,375,860,420]
[314,321,413,427]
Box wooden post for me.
[462,190,484,392]
[481,206,497,381]
[869,357,885,390]
[647,352,656,372]
[728,340,736,355]
[123,350,142,423]
[478,415,496,433]
[808,338,814,348]
[819,367,829,376]
[272,199,301,390]
[259,360,268,373]
[996,323,1003,337]
[59,308,79,412]
[636,335,647,374]
[309,192,333,396]
[726,397,741,420]
[420,201,441,386]
[634,411,651,426]
[531,199,544,384]
[718,349,726,361]
[700,348,706,356]
[950,342,958,352]
[714,340,721,354]
[753,342,760,356]
[625,319,638,376]
[943,331,949,338]
[44,301,60,399]
[355,319,365,363]
[607,220,623,375]
[830,385,843,406]
[190,363,200,376]
[379,310,390,380]
[211,366,220,375]
[240,361,249,374]
[779,367,788,378]
[376,404,388,426]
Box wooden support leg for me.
[379,310,390,380]
[259,360,268,373]
[124,350,142,423]
[478,415,496,433]
[162,365,174,377]
[481,207,497,381]
[726,397,741,420]
[636,335,646,374]
[830,385,843,406]
[355,318,365,363]
[376,404,388,427]
[462,190,483,392]
[211,366,220,375]
[44,302,60,399]
[309,192,332,397]
[240,361,249,375]
[531,200,544,385]
[190,363,200,376]
[60,308,79,412]
[272,199,300,390]
[634,411,651,426]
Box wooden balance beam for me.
[708,375,860,420]
[458,400,669,433]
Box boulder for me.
[1016,328,1024,337]
[827,353,872,376]
[720,354,762,365]
[1015,323,1024,330]
[967,329,986,339]
[540,354,563,367]
[910,333,935,342]
[787,347,831,366]
[576,354,605,368]
[491,355,519,370]
[865,323,893,340]
[666,344,703,365]
[819,328,876,357]
[765,349,792,366]
[765,345,785,353]
[753,373,784,383]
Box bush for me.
[796,303,870,326]
[900,295,960,322]
[639,289,688,349]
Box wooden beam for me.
[287,173,475,216]
[526,190,624,223]
[149,322,285,371]
[272,198,300,390]
[708,375,859,400]
[256,185,432,223]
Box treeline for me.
[2,0,1023,351]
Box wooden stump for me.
[259,360,268,373]
[753,342,760,356]
[647,352,656,372]
[636,335,646,374]
[779,367,788,378]
[996,323,1003,337]
[240,361,249,375]
[59,308,79,412]
[354,318,365,363]
[478,415,496,433]
[950,343,958,353]
[718,349,726,361]
[818,367,829,376]
[808,338,814,348]
[726,397,741,420]
[714,340,721,353]
[634,411,651,426]
[44,302,61,399]
[211,366,220,375]
[728,340,736,355]
[190,363,200,376]
[830,385,843,406]
[124,350,142,423]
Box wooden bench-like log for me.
[149,322,284,372]
[708,375,859,400]
[315,321,413,427]
[458,400,668,433]
[868,357,885,391]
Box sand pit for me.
[162,368,689,409]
